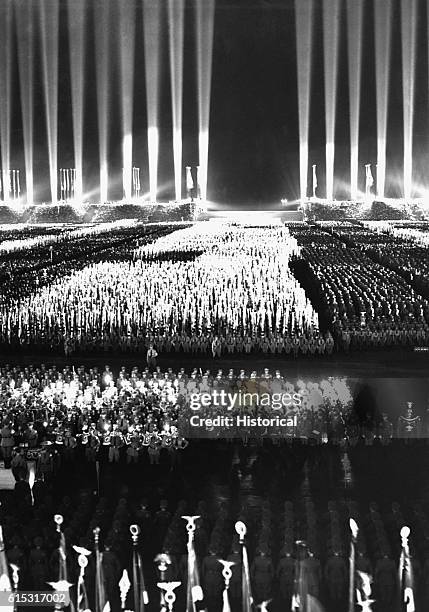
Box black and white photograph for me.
[0,0,428,610]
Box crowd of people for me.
[0,220,428,356]
[356,222,429,301]
[1,434,429,611]
[365,221,429,247]
[288,224,429,350]
[0,223,321,355]
[0,223,180,299]
[1,362,425,486]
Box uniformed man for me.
[202,548,223,610]
[11,448,28,482]
[302,549,322,599]
[146,345,158,368]
[108,426,124,463]
[324,550,347,604]
[374,551,397,606]
[251,544,274,603]
[277,546,295,604]
[62,429,77,462]
[85,428,100,462]
[36,448,54,482]
[147,433,161,465]
[1,424,15,468]
[212,336,222,359]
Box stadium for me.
[0,1,429,611]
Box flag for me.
[0,526,13,612]
[132,545,148,611]
[186,167,194,193]
[242,543,253,612]
[74,547,92,612]
[355,572,375,612]
[55,523,75,611]
[222,588,231,612]
[182,518,205,612]
[58,531,67,582]
[399,527,415,612]
[77,572,89,612]
[94,531,109,612]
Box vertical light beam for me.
[346,0,363,201]
[401,0,417,200]
[94,0,111,204]
[0,0,13,202]
[118,0,135,201]
[143,0,162,203]
[295,0,313,202]
[168,0,185,202]
[374,0,392,200]
[323,0,341,201]
[195,0,215,203]
[67,0,86,203]
[39,0,59,205]
[15,0,34,205]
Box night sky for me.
[5,0,429,205]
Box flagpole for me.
[349,519,359,612]
[234,521,253,612]
[77,552,88,610]
[291,540,307,611]
[155,553,171,612]
[73,545,92,612]
[219,560,234,612]
[93,526,106,612]
[399,526,415,612]
[130,524,148,612]
[45,515,74,612]
[182,515,204,611]
[54,514,67,611]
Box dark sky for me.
[6,0,429,205]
